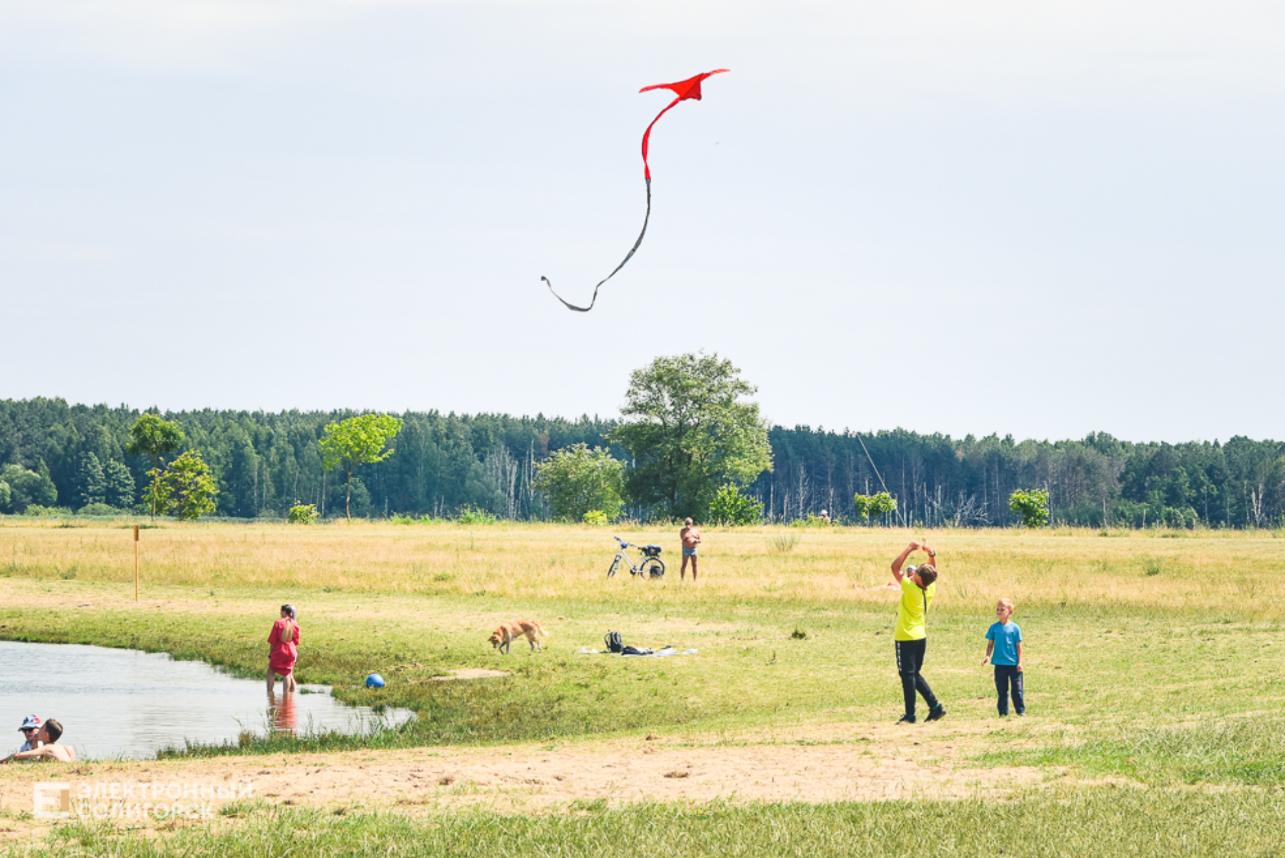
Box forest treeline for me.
[0,398,1282,528]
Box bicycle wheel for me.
[641,557,665,579]
[607,554,622,578]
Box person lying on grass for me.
[890,541,946,725]
[0,718,76,763]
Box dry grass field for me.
[0,518,1281,855]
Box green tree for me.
[75,452,107,508]
[159,450,218,521]
[0,464,58,513]
[533,444,625,521]
[319,414,404,520]
[707,483,765,526]
[612,353,773,520]
[0,479,11,512]
[853,491,898,526]
[103,460,136,509]
[1009,488,1051,528]
[127,414,185,517]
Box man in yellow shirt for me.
[891,541,946,724]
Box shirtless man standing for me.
[679,517,702,581]
[1,718,76,763]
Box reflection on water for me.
[0,641,413,760]
[267,689,297,735]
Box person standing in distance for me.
[890,541,946,724]
[679,517,702,581]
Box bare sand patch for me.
[0,724,1047,841]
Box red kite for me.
[542,69,729,313]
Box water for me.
[0,641,413,760]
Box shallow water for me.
[0,641,413,760]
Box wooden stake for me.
[133,524,140,601]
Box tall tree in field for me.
[127,413,185,517]
[612,353,772,520]
[319,414,404,520]
[160,449,219,521]
[533,444,625,521]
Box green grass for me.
[979,718,1285,785]
[21,789,1285,857]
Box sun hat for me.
[18,714,41,732]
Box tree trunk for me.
[345,468,353,521]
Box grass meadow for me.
[0,518,1282,855]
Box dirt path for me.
[0,722,1047,841]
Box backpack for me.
[604,631,623,653]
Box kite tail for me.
[540,96,677,312]
[541,177,651,313]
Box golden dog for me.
[489,619,546,654]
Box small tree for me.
[160,450,218,521]
[854,491,897,526]
[127,414,184,517]
[319,414,404,520]
[533,444,625,522]
[1009,488,1050,528]
[707,483,765,526]
[288,503,319,524]
[76,452,107,508]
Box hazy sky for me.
[3,1,1282,442]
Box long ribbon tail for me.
[540,96,679,312]
[542,177,651,312]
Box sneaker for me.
[925,705,947,722]
[896,714,916,725]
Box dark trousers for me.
[994,665,1025,715]
[895,638,940,718]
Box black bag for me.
[604,631,623,653]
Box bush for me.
[582,509,609,526]
[457,505,498,525]
[287,503,319,525]
[707,484,764,526]
[22,504,72,517]
[77,503,123,517]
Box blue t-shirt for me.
[985,621,1022,666]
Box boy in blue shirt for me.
[982,599,1024,716]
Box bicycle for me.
[606,537,665,579]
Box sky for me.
[2,1,1282,443]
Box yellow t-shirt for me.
[894,577,934,641]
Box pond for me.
[0,641,413,760]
